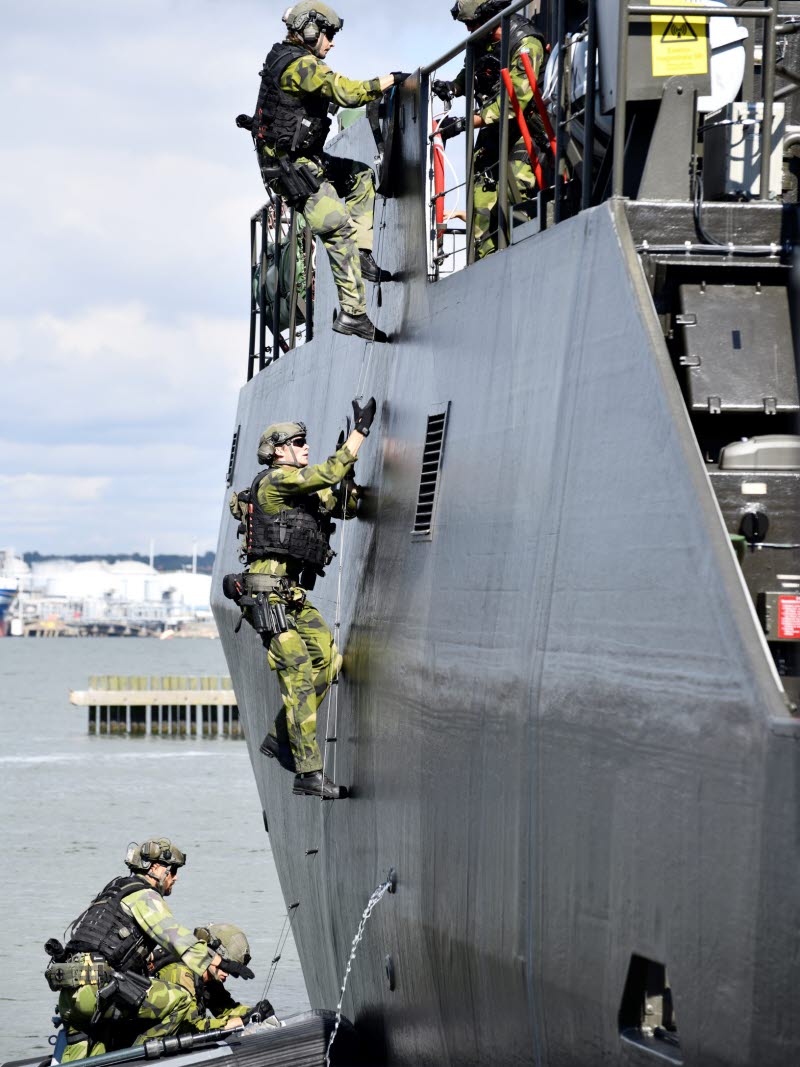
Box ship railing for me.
[613,1,777,201]
[247,193,315,382]
[419,0,783,281]
[420,0,563,279]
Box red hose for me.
[518,50,558,163]
[431,119,445,231]
[500,68,545,190]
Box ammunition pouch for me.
[246,592,291,646]
[106,970,150,1010]
[224,573,294,644]
[45,953,114,992]
[261,156,322,206]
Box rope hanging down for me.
[320,191,390,793]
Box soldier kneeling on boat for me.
[45,838,243,1061]
[152,922,277,1032]
[226,397,377,800]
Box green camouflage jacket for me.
[232,444,359,582]
[154,962,249,1030]
[261,49,383,167]
[122,889,215,979]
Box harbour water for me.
[0,638,308,1063]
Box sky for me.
[0,0,463,556]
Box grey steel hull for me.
[212,114,799,1066]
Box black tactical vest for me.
[474,17,546,107]
[244,469,334,571]
[254,41,332,157]
[65,876,153,973]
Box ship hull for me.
[213,114,799,1065]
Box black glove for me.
[432,79,456,102]
[391,71,412,86]
[438,115,467,142]
[219,958,255,980]
[235,113,254,130]
[352,397,377,436]
[248,998,274,1023]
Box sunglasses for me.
[288,436,307,447]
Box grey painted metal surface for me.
[212,108,800,1066]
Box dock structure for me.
[70,676,242,738]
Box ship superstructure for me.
[212,2,800,1064]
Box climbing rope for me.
[263,188,394,1003]
[320,191,391,794]
[260,900,300,1002]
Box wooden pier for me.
[69,675,242,738]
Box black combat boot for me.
[259,733,295,771]
[292,771,348,800]
[358,249,393,283]
[332,310,390,343]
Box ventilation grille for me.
[412,405,449,538]
[226,425,241,487]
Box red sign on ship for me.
[778,596,800,639]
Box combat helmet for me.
[283,2,344,43]
[450,0,506,23]
[194,923,252,968]
[124,837,187,873]
[257,421,307,465]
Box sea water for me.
[0,638,308,1062]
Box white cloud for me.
[0,474,110,504]
[0,0,467,552]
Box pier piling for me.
[70,676,241,739]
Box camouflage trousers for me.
[57,977,202,1060]
[265,596,340,774]
[269,151,376,317]
[473,133,539,260]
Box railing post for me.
[497,14,512,249]
[465,42,477,265]
[419,69,435,276]
[271,196,283,360]
[303,223,314,342]
[247,215,258,381]
[554,0,567,222]
[258,208,268,370]
[760,0,776,200]
[582,0,597,210]
[612,0,630,198]
[287,208,299,350]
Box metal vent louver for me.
[413,404,450,538]
[226,425,241,487]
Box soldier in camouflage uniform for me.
[46,839,242,1061]
[153,923,277,1033]
[434,0,547,260]
[241,2,409,343]
[228,397,377,799]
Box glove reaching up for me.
[438,115,467,142]
[432,79,456,103]
[352,397,377,436]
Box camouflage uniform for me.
[454,34,545,259]
[57,885,215,1060]
[153,962,252,1033]
[240,445,358,773]
[262,48,384,316]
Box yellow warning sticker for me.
[650,0,708,77]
